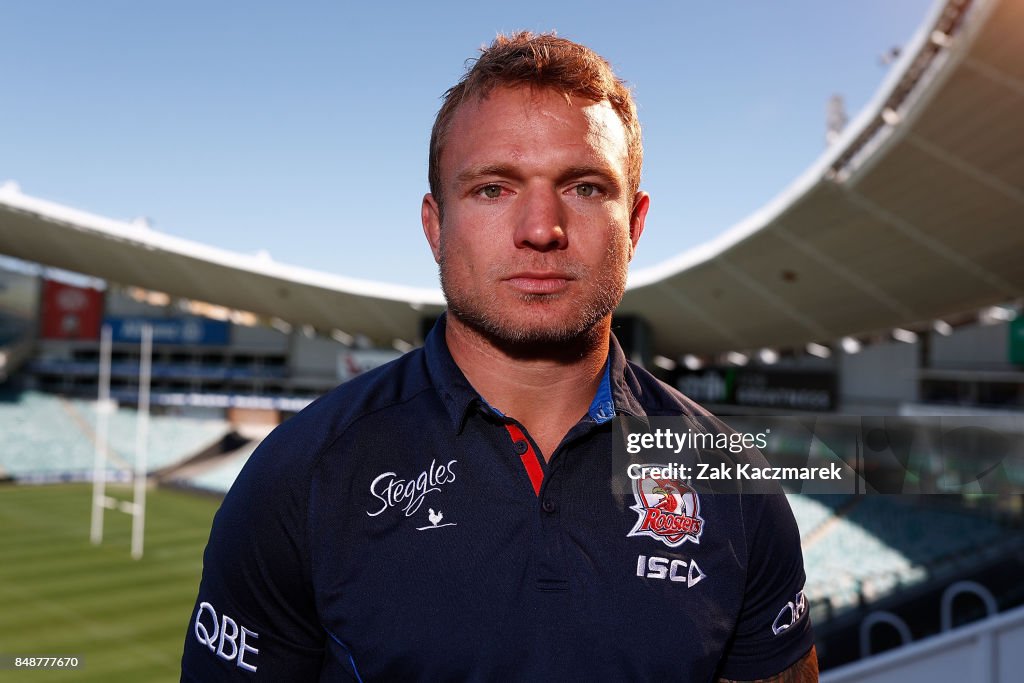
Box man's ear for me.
[421,193,442,263]
[628,191,650,259]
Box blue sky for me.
[1,0,933,289]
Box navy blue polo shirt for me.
[182,316,813,681]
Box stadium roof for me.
[1,0,1022,357]
[0,183,445,346]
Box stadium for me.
[1,0,1023,679]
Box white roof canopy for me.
[2,0,1021,357]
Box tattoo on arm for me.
[718,645,818,683]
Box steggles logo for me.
[366,459,457,518]
[627,469,705,548]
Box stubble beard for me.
[438,232,630,351]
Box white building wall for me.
[231,324,289,352]
[289,334,345,378]
[929,322,1009,369]
[823,604,1024,683]
[839,341,919,412]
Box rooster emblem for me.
[416,508,457,531]
[627,469,704,547]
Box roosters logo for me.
[627,469,704,547]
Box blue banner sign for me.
[104,317,230,346]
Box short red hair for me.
[428,32,642,212]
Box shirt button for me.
[513,440,528,455]
[542,499,556,514]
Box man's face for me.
[422,86,648,347]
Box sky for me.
[0,0,934,290]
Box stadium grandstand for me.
[1,0,1023,679]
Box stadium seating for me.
[75,399,229,472]
[1,384,1012,621]
[0,389,228,481]
[0,390,98,481]
[791,494,1007,613]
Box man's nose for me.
[513,185,568,252]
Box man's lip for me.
[504,272,573,294]
[505,271,574,280]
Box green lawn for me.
[0,484,220,682]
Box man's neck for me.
[445,315,611,460]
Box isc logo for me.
[635,554,706,588]
[194,602,260,672]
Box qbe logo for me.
[194,602,260,672]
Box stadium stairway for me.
[155,430,256,482]
[161,423,273,493]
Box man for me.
[182,33,816,681]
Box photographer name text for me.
[626,462,843,481]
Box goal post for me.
[89,322,152,560]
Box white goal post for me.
[89,322,152,560]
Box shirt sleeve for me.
[180,424,331,681]
[716,492,815,680]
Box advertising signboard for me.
[676,367,837,412]
[103,317,230,346]
[1011,317,1024,366]
[40,279,104,340]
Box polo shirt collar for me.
[424,314,644,432]
[423,315,483,432]
[606,330,645,420]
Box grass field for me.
[0,483,220,681]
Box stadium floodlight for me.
[271,317,292,334]
[393,339,414,353]
[841,336,862,354]
[726,351,749,366]
[932,320,954,336]
[202,304,231,321]
[980,305,1016,323]
[930,30,952,47]
[229,309,258,326]
[301,324,316,338]
[652,355,676,371]
[758,349,779,365]
[892,328,919,343]
[826,94,847,146]
[881,108,901,126]
[683,354,703,371]
[825,167,851,184]
[331,329,354,346]
[806,342,831,358]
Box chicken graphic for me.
[416,508,456,531]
